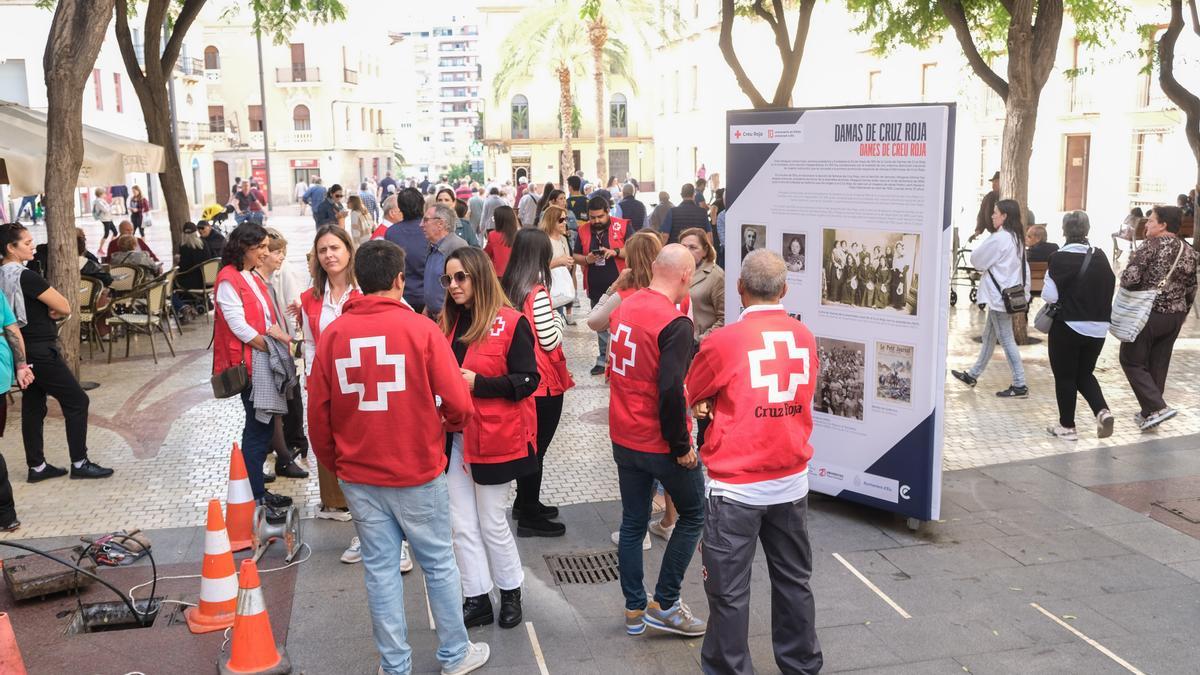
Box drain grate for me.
[545,551,620,585]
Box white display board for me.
[724,104,955,521]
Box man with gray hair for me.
[1025,223,1059,263]
[648,191,674,233]
[686,249,823,674]
[421,203,468,318]
[614,183,648,232]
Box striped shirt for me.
[531,288,563,351]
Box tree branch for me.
[1160,0,1200,164]
[751,0,778,32]
[142,0,167,78]
[1030,0,1064,87]
[161,0,208,73]
[772,0,816,106]
[938,0,1009,100]
[113,0,145,86]
[1190,0,1199,37]
[720,0,769,108]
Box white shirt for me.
[707,470,810,506]
[971,229,1031,312]
[303,281,358,376]
[215,270,274,344]
[1040,243,1109,338]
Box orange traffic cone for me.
[0,612,28,675]
[220,559,291,675]
[184,500,239,634]
[226,443,255,552]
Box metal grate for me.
[545,551,620,585]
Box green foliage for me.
[446,160,482,184]
[219,0,347,43]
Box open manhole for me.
[545,551,620,585]
[62,597,184,635]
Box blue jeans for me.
[341,476,469,675]
[596,329,610,368]
[239,387,273,500]
[613,443,706,611]
[968,308,1026,387]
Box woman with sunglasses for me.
[538,204,577,324]
[440,247,539,630]
[501,229,573,538]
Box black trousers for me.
[1119,311,1186,416]
[21,342,90,467]
[0,396,15,524]
[701,495,822,675]
[281,387,308,453]
[1047,321,1108,428]
[101,220,118,238]
[514,394,563,512]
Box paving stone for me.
[1093,520,1200,565]
[1079,584,1200,635]
[876,540,1022,578]
[954,641,1130,675]
[985,528,1134,566]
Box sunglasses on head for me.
[439,271,471,288]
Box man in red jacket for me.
[686,249,823,674]
[608,244,707,638]
[307,239,490,675]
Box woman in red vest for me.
[501,229,573,538]
[485,205,518,276]
[212,222,294,518]
[440,247,539,630]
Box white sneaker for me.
[441,641,490,675]
[400,540,413,574]
[648,519,675,541]
[340,536,362,564]
[317,504,353,521]
[1046,425,1078,441]
[611,530,651,550]
[1140,407,1177,431]
[1096,409,1114,438]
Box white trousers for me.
[448,434,525,598]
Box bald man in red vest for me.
[687,249,822,674]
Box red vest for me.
[613,287,690,330]
[522,284,574,397]
[685,308,817,483]
[301,285,363,344]
[212,266,278,377]
[455,306,538,464]
[370,224,388,240]
[607,288,692,453]
[578,217,630,281]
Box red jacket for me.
[301,286,363,343]
[686,307,818,484]
[485,231,513,276]
[307,295,472,487]
[455,306,537,464]
[607,288,690,453]
[522,284,574,396]
[212,266,277,377]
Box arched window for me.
[293,104,311,131]
[609,93,628,137]
[510,94,529,140]
[204,46,220,70]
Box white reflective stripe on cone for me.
[236,587,267,616]
[200,574,239,603]
[204,529,232,555]
[227,478,253,503]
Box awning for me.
[0,100,166,196]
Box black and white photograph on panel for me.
[820,228,920,315]
[740,223,767,262]
[781,232,806,273]
[813,336,866,422]
[875,341,914,406]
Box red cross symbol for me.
[748,331,810,404]
[490,316,507,337]
[735,130,743,139]
[335,336,406,412]
[609,324,637,376]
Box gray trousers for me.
[701,495,822,675]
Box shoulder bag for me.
[210,319,249,398]
[1035,246,1093,333]
[1109,240,1185,343]
[989,235,1028,314]
[549,266,576,308]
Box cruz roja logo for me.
[748,331,810,403]
[336,336,406,412]
[489,316,507,337]
[609,324,637,376]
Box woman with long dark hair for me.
[440,247,538,630]
[486,205,518,276]
[501,229,572,537]
[952,199,1031,398]
[213,221,294,518]
[533,182,555,224]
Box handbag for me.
[1110,239,1186,342]
[210,340,249,399]
[988,236,1028,314]
[1035,246,1094,333]
[549,266,575,308]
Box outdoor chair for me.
[105,278,176,364]
[77,275,109,360]
[177,258,220,323]
[107,264,144,300]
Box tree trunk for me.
[999,95,1038,219]
[1158,0,1200,246]
[557,65,575,186]
[589,19,608,184]
[141,91,189,256]
[43,0,118,372]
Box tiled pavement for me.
[4,209,1200,538]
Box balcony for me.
[275,67,320,84]
[343,68,358,84]
[277,130,316,149]
[1066,78,1096,114]
[175,57,204,81]
[1136,76,1174,111]
[205,69,221,83]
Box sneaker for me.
[27,463,67,483]
[1047,425,1078,441]
[1139,407,1177,431]
[69,460,115,479]
[951,370,977,387]
[400,541,413,574]
[625,608,646,636]
[0,519,20,533]
[1096,409,1114,439]
[590,364,606,376]
[340,536,362,564]
[995,385,1029,398]
[564,314,577,326]
[643,599,706,637]
[1133,412,1146,427]
[441,641,490,675]
[648,519,675,541]
[262,491,293,508]
[611,530,651,550]
[316,505,353,521]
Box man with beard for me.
[574,196,630,375]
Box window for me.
[293,104,311,131]
[673,70,680,112]
[609,149,630,182]
[1129,129,1170,196]
[248,105,264,132]
[113,73,123,113]
[204,46,220,70]
[443,132,455,142]
[867,70,881,102]
[511,94,529,139]
[920,63,937,102]
[361,108,367,131]
[690,66,698,109]
[610,93,628,137]
[93,69,102,110]
[208,105,225,132]
[978,136,1000,192]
